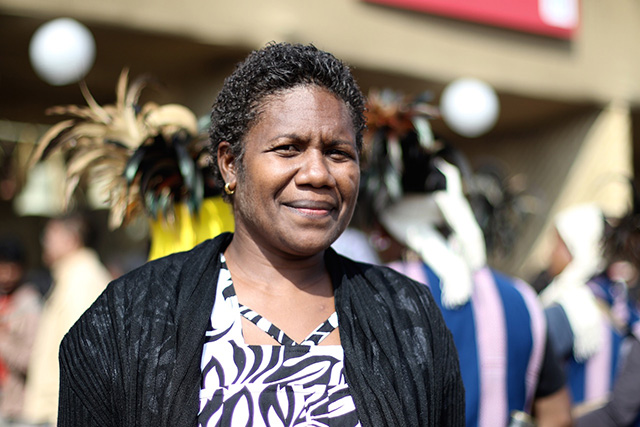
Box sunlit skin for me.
[41,220,82,267]
[548,229,573,279]
[218,85,360,346]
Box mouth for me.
[284,200,337,217]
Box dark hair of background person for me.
[602,179,640,304]
[603,180,640,267]
[208,42,367,201]
[0,234,26,266]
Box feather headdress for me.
[361,88,441,215]
[361,89,483,307]
[466,163,538,261]
[29,69,208,230]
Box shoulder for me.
[330,251,464,384]
[108,233,230,301]
[64,233,229,341]
[335,253,431,292]
[329,251,440,319]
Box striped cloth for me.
[565,274,640,407]
[388,261,546,427]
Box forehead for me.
[253,85,354,134]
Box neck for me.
[224,229,328,296]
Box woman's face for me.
[223,85,360,258]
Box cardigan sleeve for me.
[58,287,119,427]
[57,235,227,427]
[435,306,466,426]
[58,357,107,427]
[331,252,465,426]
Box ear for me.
[217,141,237,185]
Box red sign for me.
[364,0,579,39]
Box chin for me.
[281,232,338,258]
[287,241,332,258]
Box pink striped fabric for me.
[386,260,427,284]
[584,315,612,401]
[473,267,508,427]
[514,279,546,412]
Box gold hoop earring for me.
[224,182,235,195]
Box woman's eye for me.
[274,144,298,154]
[327,149,354,160]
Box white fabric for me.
[332,228,381,264]
[432,159,487,272]
[554,203,605,274]
[379,160,486,308]
[23,247,111,424]
[540,203,606,360]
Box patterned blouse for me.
[198,255,361,426]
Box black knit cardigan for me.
[58,233,464,426]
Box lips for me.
[285,200,336,216]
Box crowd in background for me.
[0,214,112,426]
[3,155,639,426]
[331,88,640,427]
[1,81,639,427]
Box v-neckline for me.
[237,301,338,346]
[219,254,339,346]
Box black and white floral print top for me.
[198,255,361,427]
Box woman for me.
[58,42,464,426]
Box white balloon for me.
[440,78,500,138]
[29,18,96,86]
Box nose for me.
[295,149,335,188]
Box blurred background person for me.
[539,197,640,425]
[359,89,571,427]
[21,213,111,426]
[0,236,41,426]
[538,204,609,366]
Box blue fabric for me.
[422,264,539,427]
[423,264,480,427]
[568,329,622,404]
[492,270,533,414]
[610,330,623,389]
[566,274,640,406]
[545,305,574,361]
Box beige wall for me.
[3,0,640,105]
[526,104,632,278]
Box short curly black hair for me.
[209,42,366,197]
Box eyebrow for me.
[272,133,355,145]
[326,139,357,148]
